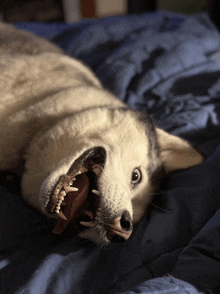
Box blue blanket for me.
[1,11,220,294]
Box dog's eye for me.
[131,168,142,185]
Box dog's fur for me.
[0,24,204,244]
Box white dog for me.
[0,24,204,244]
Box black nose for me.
[120,210,133,231]
[106,210,133,243]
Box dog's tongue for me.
[52,173,89,234]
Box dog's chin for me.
[78,227,110,245]
[42,146,107,236]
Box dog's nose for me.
[120,210,133,231]
[106,210,133,243]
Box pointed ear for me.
[156,128,205,173]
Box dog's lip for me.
[106,228,130,239]
[67,146,106,176]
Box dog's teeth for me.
[92,189,101,196]
[91,165,102,177]
[80,221,96,228]
[64,185,78,192]
[69,187,78,191]
[57,210,67,221]
[60,190,66,196]
[58,196,64,202]
[56,203,61,209]
[93,168,100,175]
[85,211,94,219]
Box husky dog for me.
[0,24,204,244]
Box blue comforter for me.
[1,11,220,294]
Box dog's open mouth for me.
[46,147,106,234]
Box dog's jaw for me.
[50,147,105,234]
[47,147,104,219]
[46,146,135,245]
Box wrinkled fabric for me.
[1,11,220,294]
[115,277,204,294]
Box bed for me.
[1,10,220,294]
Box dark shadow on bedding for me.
[170,72,220,96]
[0,235,56,294]
[0,171,21,195]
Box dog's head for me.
[22,107,204,244]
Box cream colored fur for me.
[0,24,204,244]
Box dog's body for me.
[0,24,204,244]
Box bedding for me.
[1,10,220,294]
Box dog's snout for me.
[106,210,133,243]
[120,210,133,231]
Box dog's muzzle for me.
[46,147,133,244]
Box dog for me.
[0,24,204,245]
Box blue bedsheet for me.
[1,11,220,294]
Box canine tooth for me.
[80,221,96,228]
[93,169,102,177]
[92,189,101,196]
[68,186,78,192]
[57,210,67,220]
[64,185,78,192]
[85,211,94,219]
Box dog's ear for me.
[156,128,204,173]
